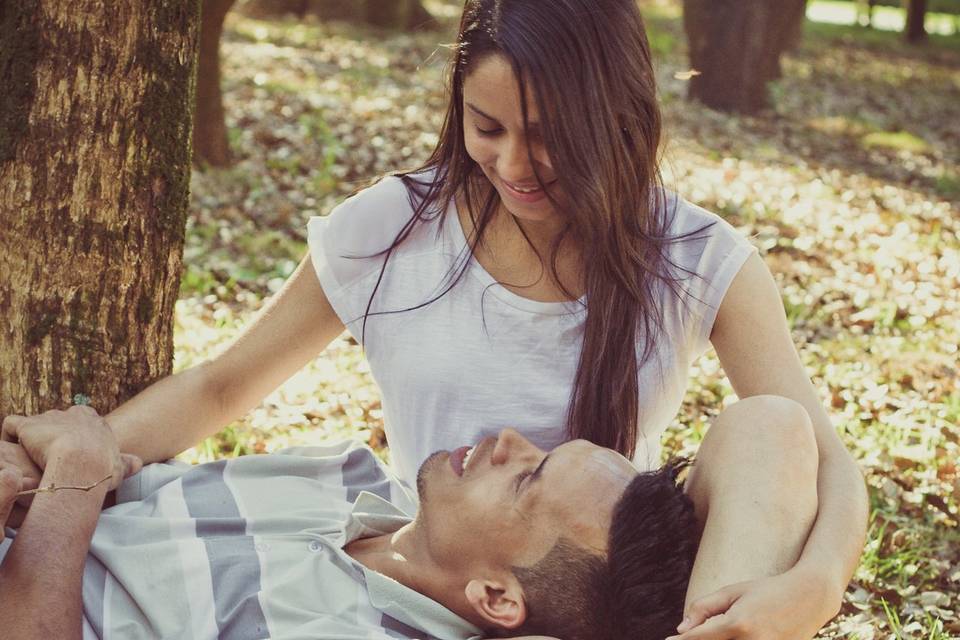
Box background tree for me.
[194,0,237,167]
[857,0,879,27]
[904,0,929,41]
[238,0,433,30]
[683,0,808,114]
[0,0,201,418]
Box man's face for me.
[415,429,638,574]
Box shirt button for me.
[255,542,270,553]
[308,541,323,553]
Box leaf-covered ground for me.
[175,1,960,637]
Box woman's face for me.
[462,54,561,224]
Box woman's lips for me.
[499,176,555,204]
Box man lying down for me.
[0,406,698,640]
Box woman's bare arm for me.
[107,254,345,464]
[674,253,868,638]
[709,254,867,601]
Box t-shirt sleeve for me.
[665,195,758,360]
[113,459,193,505]
[306,176,412,334]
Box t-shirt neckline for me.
[445,195,587,316]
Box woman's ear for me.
[464,577,527,630]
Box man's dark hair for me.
[500,459,699,640]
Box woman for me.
[4,1,867,637]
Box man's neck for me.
[343,523,485,628]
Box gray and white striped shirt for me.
[2,441,485,640]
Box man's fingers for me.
[107,454,143,492]
[679,583,747,632]
[121,454,143,479]
[1,415,25,443]
[0,466,24,525]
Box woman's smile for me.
[498,175,557,204]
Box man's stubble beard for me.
[416,450,446,506]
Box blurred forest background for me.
[1,0,958,638]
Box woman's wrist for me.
[789,560,847,621]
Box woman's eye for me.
[475,125,503,137]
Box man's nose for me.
[491,428,535,465]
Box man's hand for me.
[667,568,840,640]
[0,465,24,525]
[1,406,141,493]
[0,443,41,526]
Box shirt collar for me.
[340,491,485,640]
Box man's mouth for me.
[449,444,479,476]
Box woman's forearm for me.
[106,256,346,465]
[795,442,869,608]
[106,363,229,464]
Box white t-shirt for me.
[307,172,757,482]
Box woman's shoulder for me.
[655,188,759,344]
[330,173,416,225]
[658,189,755,266]
[661,189,733,236]
[308,169,443,255]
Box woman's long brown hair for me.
[355,0,711,460]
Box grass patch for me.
[934,171,960,199]
[809,0,960,36]
[804,15,960,52]
[861,130,932,153]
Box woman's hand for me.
[2,406,142,493]
[667,567,840,640]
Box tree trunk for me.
[858,0,878,28]
[0,0,200,418]
[194,0,236,167]
[781,0,808,52]
[240,0,314,19]
[365,0,412,29]
[904,0,928,42]
[240,0,432,29]
[684,0,794,114]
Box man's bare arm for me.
[0,447,110,640]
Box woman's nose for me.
[497,138,534,183]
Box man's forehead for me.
[535,445,637,552]
[586,448,637,485]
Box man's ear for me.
[464,577,527,630]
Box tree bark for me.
[0,0,200,417]
[193,0,236,167]
[781,0,808,52]
[684,0,800,114]
[904,0,928,42]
